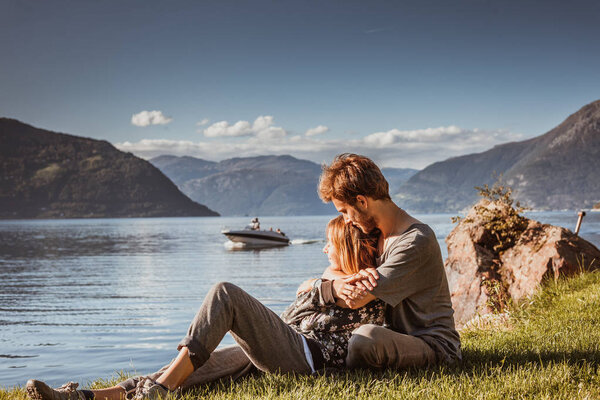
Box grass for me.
[2,270,600,400]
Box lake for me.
[1,212,599,388]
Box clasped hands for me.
[332,267,379,307]
[295,268,379,307]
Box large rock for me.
[445,200,600,327]
[499,220,600,300]
[444,224,494,327]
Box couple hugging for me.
[26,154,461,400]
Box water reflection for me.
[0,231,176,259]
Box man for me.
[26,153,459,400]
[316,153,461,368]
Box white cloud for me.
[364,126,465,147]
[305,125,329,136]
[202,115,287,139]
[131,110,173,127]
[204,120,253,137]
[252,115,273,131]
[116,117,523,169]
[196,118,210,127]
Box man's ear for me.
[355,195,368,209]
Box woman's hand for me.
[296,278,317,295]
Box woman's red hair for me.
[327,215,378,275]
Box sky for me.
[2,0,600,168]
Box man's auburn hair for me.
[318,153,391,205]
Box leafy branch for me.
[473,180,528,253]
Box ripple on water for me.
[0,354,39,359]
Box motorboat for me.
[221,228,290,247]
[222,218,290,247]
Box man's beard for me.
[354,209,377,234]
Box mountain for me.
[150,155,418,216]
[396,100,600,212]
[381,167,421,197]
[0,118,218,218]
[150,155,331,216]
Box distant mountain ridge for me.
[0,118,218,218]
[150,155,418,216]
[397,100,600,212]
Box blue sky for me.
[2,0,599,168]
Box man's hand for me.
[344,267,379,291]
[296,278,317,296]
[331,268,380,307]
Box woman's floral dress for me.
[280,284,385,368]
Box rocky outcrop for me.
[499,220,600,299]
[445,199,600,327]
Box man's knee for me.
[348,325,437,370]
[346,324,382,368]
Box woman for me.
[281,216,384,368]
[26,217,384,400]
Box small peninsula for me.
[0,118,218,219]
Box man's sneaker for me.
[26,380,86,400]
[132,377,169,400]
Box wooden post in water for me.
[574,211,586,236]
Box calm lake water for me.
[1,212,599,388]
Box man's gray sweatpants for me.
[118,282,311,397]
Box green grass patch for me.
[2,271,600,399]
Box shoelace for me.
[134,377,150,393]
[56,382,86,400]
[134,377,157,398]
[57,382,79,393]
[133,377,171,400]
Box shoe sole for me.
[26,380,44,400]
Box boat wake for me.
[290,238,323,245]
[223,241,247,250]
[223,238,323,249]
